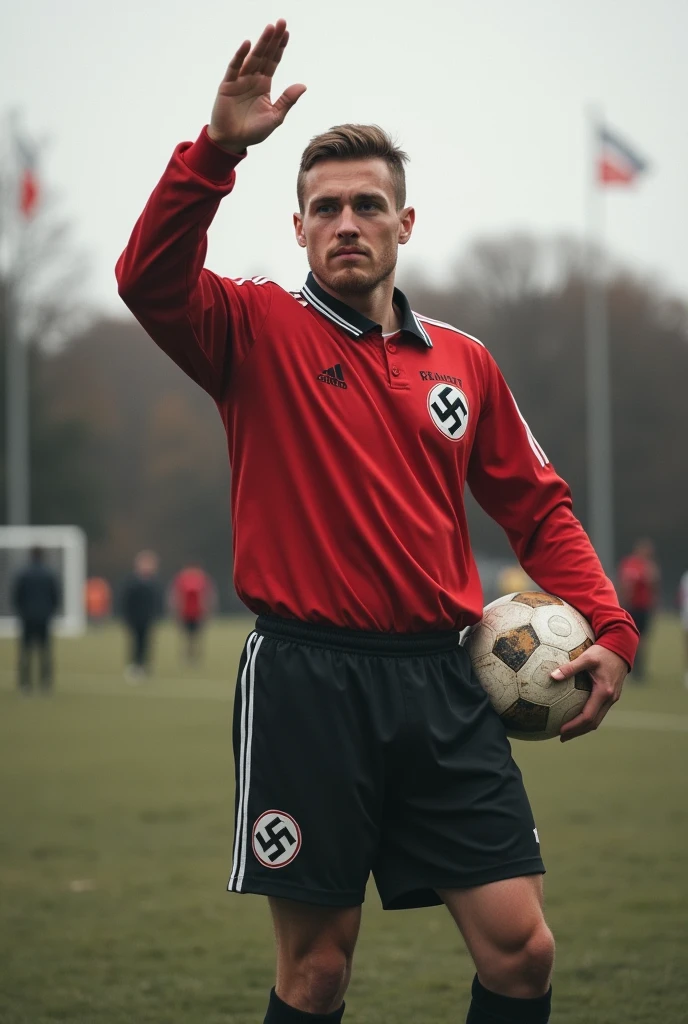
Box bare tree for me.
[404,234,688,595]
[0,156,91,352]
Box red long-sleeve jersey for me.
[116,128,638,667]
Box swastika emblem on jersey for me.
[252,810,302,869]
[427,384,470,440]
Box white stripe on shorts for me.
[235,633,263,891]
[228,632,260,891]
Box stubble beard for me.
[308,244,398,300]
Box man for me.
[11,546,61,694]
[169,564,216,664]
[679,568,688,689]
[618,538,660,682]
[117,20,638,1024]
[120,550,162,681]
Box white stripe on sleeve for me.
[511,394,549,467]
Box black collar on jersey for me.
[301,272,433,347]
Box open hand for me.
[208,19,306,153]
[552,644,628,742]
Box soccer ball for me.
[463,592,595,741]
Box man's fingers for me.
[214,20,297,144]
[559,717,593,742]
[242,22,277,75]
[223,20,290,88]
[559,700,613,742]
[273,25,290,64]
[552,652,597,740]
[556,645,626,743]
[224,40,251,83]
[273,83,307,119]
[262,26,289,78]
[561,685,606,737]
[552,647,597,679]
[559,687,612,742]
[552,655,581,679]
[259,25,287,78]
[559,708,597,742]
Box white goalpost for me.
[0,525,87,637]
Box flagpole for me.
[584,105,614,574]
[3,110,30,526]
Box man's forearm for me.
[519,501,639,668]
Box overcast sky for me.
[2,0,686,314]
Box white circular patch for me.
[427,384,470,441]
[252,810,302,869]
[548,614,573,638]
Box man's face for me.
[294,158,414,298]
[135,551,158,577]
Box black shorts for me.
[182,617,201,634]
[227,616,544,910]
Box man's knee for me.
[280,945,351,1014]
[481,921,555,998]
[519,922,555,987]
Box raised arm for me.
[115,20,305,400]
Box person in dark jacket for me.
[11,546,61,694]
[121,550,162,681]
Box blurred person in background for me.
[117,19,639,1024]
[11,546,61,695]
[120,550,162,682]
[679,569,688,689]
[497,563,531,597]
[85,576,112,626]
[618,539,660,682]
[169,564,217,664]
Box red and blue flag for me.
[598,126,648,186]
[15,130,40,218]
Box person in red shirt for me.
[169,565,217,664]
[116,20,638,1024]
[85,576,112,625]
[618,539,660,682]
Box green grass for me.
[0,615,687,1023]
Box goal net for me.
[0,525,87,637]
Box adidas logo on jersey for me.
[317,363,347,389]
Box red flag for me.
[15,131,40,218]
[597,126,648,187]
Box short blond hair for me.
[297,124,409,212]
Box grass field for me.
[1,615,687,1024]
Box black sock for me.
[263,987,345,1023]
[466,975,551,1024]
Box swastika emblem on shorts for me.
[427,383,470,440]
[252,810,302,869]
